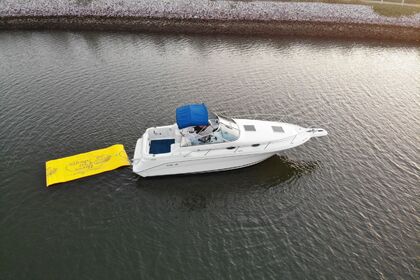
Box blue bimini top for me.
[176,104,209,129]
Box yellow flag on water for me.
[45,144,130,187]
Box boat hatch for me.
[272,126,284,133]
[244,125,256,131]
[149,139,175,154]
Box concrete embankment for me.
[0,1,419,42]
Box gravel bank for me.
[0,0,419,42]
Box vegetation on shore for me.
[231,0,420,17]
[371,3,420,17]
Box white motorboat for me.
[132,104,327,177]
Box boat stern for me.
[132,137,144,174]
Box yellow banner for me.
[45,144,130,187]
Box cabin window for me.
[272,126,284,133]
[252,144,260,147]
[244,125,256,131]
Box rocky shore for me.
[1,0,419,42]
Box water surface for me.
[0,31,419,279]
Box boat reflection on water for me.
[136,155,319,212]
[250,155,319,187]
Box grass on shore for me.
[314,1,420,17]
[231,0,420,17]
[371,3,420,17]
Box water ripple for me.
[0,32,419,280]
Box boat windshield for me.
[179,113,240,146]
[217,115,240,142]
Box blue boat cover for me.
[176,104,209,129]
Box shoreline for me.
[0,1,419,42]
[1,15,419,42]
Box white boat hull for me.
[132,116,327,177]
[133,149,276,177]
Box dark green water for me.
[0,31,419,279]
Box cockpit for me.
[176,104,240,147]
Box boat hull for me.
[133,152,276,177]
[131,116,328,177]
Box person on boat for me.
[194,125,214,143]
[194,125,212,135]
[180,126,203,146]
